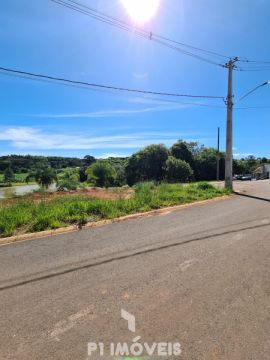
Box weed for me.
[0,182,229,237]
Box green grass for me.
[0,173,36,186]
[0,182,230,238]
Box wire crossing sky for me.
[0,66,225,100]
[50,0,229,66]
[0,0,270,158]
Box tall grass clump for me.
[0,182,230,237]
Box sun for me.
[121,0,160,24]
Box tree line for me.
[0,155,95,173]
[1,141,269,188]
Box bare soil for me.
[2,186,134,205]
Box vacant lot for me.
[0,182,229,237]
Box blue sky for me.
[1,0,270,159]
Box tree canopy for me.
[57,168,80,191]
[1,143,268,188]
[125,144,169,185]
[171,140,194,166]
[165,156,193,182]
[34,168,57,189]
[0,155,96,173]
[194,147,225,181]
[87,161,117,187]
[4,166,15,184]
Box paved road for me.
[0,181,270,359]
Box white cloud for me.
[98,153,129,159]
[128,97,225,109]
[0,126,208,151]
[128,97,180,106]
[19,96,224,120]
[32,107,164,118]
[27,102,197,119]
[233,153,253,158]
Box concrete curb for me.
[0,195,231,246]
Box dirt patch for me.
[62,187,134,200]
[2,186,134,205]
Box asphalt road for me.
[0,181,270,360]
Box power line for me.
[50,0,221,66]
[50,0,227,67]
[0,66,225,100]
[68,0,229,59]
[130,96,227,108]
[238,67,270,72]
[238,59,270,65]
[0,67,227,108]
[235,106,270,109]
[49,0,270,74]
[239,67,270,69]
[2,67,269,111]
[237,58,270,71]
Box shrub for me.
[86,161,116,187]
[165,156,193,182]
[34,168,57,189]
[4,166,15,184]
[125,144,169,185]
[57,169,80,191]
[196,182,215,190]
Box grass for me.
[0,173,36,186]
[0,182,230,238]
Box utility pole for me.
[216,127,220,181]
[224,58,238,190]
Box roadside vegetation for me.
[1,141,268,188]
[0,139,265,237]
[0,182,230,238]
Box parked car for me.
[240,174,252,181]
[233,174,242,180]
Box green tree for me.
[57,168,80,191]
[233,156,260,175]
[171,140,194,165]
[83,155,96,167]
[125,144,169,185]
[35,168,57,189]
[194,147,225,181]
[87,161,116,187]
[245,155,258,172]
[165,156,193,182]
[4,166,15,184]
[260,157,269,164]
[184,141,202,155]
[233,159,249,175]
[79,167,88,182]
[113,163,126,186]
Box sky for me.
[0,0,270,159]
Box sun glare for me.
[121,0,160,24]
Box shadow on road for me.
[1,220,270,292]
[234,191,270,203]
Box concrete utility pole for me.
[224,58,237,190]
[224,61,267,190]
[216,127,220,181]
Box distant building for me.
[253,164,270,180]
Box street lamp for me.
[238,80,270,102]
